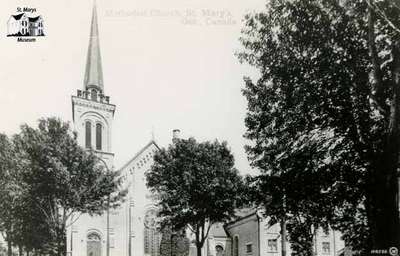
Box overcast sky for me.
[0,0,264,174]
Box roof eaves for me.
[118,140,160,171]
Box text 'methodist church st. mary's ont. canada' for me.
[46,1,345,256]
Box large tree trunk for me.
[195,228,203,256]
[196,244,202,256]
[281,220,287,256]
[369,156,400,250]
[7,239,12,256]
[367,3,400,249]
[368,41,400,251]
[56,224,67,256]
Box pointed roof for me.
[12,13,25,20]
[28,16,42,22]
[209,223,229,238]
[84,0,104,92]
[118,140,160,172]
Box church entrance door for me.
[87,233,102,256]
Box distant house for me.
[28,16,44,36]
[7,13,29,36]
[201,208,346,256]
[7,13,44,36]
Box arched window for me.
[233,236,239,256]
[96,123,102,150]
[85,121,91,149]
[87,233,101,256]
[144,209,161,256]
[91,89,98,101]
[216,245,224,256]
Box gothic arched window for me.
[91,89,98,101]
[216,245,224,256]
[144,209,161,256]
[85,121,91,149]
[96,123,102,150]
[233,236,239,256]
[87,232,101,256]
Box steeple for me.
[84,0,104,93]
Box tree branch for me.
[367,0,387,115]
[202,221,213,245]
[366,0,400,34]
[35,200,55,231]
[187,224,195,234]
[64,209,75,226]
[66,213,83,228]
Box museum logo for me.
[7,7,45,42]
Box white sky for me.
[0,0,264,174]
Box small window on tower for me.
[96,123,102,150]
[85,121,91,149]
[91,89,98,101]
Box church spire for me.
[84,0,104,93]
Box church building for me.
[66,1,175,256]
[66,1,162,256]
[65,2,346,256]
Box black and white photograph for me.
[0,1,399,256]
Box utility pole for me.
[313,226,317,256]
[129,198,133,256]
[333,230,336,256]
[107,196,110,256]
[70,227,78,256]
[104,163,112,256]
[281,220,287,256]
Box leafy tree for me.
[0,133,50,256]
[13,118,126,256]
[286,218,314,256]
[159,227,190,256]
[146,138,243,256]
[239,0,400,253]
[11,193,54,255]
[0,134,21,256]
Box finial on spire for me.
[84,0,104,92]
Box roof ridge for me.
[28,16,41,22]
[118,140,160,171]
[12,13,25,20]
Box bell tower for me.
[71,0,115,169]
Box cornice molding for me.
[72,96,116,114]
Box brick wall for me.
[226,213,260,256]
